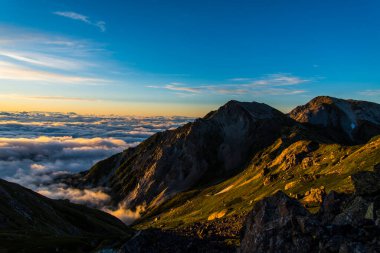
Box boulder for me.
[351,169,380,196]
[303,186,326,205]
[241,185,380,253]
[240,191,320,253]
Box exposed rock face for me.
[82,101,294,210]
[240,165,380,253]
[289,96,380,143]
[240,191,321,253]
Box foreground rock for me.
[118,229,234,253]
[240,165,380,253]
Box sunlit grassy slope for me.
[135,135,380,232]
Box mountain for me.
[0,179,130,252]
[63,96,380,252]
[80,100,296,209]
[289,96,380,143]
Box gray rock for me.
[351,169,380,196]
[240,191,321,253]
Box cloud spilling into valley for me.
[103,204,146,225]
[0,111,192,222]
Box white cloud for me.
[148,74,310,96]
[38,186,112,208]
[0,112,191,222]
[96,21,106,32]
[359,89,380,96]
[30,163,47,170]
[0,26,115,85]
[0,50,92,71]
[0,61,108,84]
[164,83,202,93]
[103,204,145,225]
[0,94,100,102]
[249,74,309,87]
[54,12,90,23]
[54,11,106,32]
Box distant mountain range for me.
[1,96,380,252]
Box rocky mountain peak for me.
[289,96,380,143]
[208,100,284,122]
[81,100,294,212]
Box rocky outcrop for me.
[82,101,295,210]
[289,96,380,143]
[240,164,380,253]
[240,191,321,253]
[303,186,326,206]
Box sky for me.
[0,0,380,116]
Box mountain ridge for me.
[2,96,380,252]
[289,96,380,143]
[78,99,297,211]
[74,96,380,215]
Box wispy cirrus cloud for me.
[0,26,115,85]
[148,83,202,93]
[54,11,106,32]
[359,89,380,96]
[0,61,108,84]
[0,94,100,102]
[0,50,92,71]
[247,74,310,87]
[148,74,310,96]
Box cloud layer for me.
[0,111,191,222]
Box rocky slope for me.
[289,96,380,143]
[240,163,380,253]
[80,100,296,210]
[0,179,130,252]
[62,96,380,252]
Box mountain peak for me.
[207,100,283,122]
[290,96,380,143]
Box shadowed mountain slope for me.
[0,179,130,252]
[82,101,298,209]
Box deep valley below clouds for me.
[0,111,191,217]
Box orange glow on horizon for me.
[0,98,213,117]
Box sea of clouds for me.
[0,111,191,223]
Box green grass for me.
[134,135,380,231]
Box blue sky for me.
[0,0,379,116]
